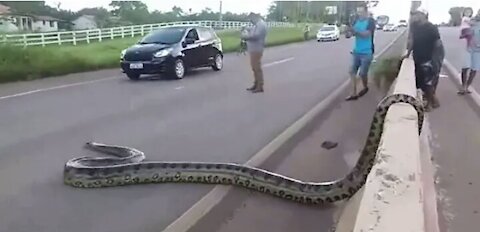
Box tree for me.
[77,7,110,28]
[171,6,184,18]
[267,1,368,24]
[109,1,150,24]
[448,7,471,26]
[0,1,50,15]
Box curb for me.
[443,59,480,107]
[419,115,441,232]
[162,29,408,232]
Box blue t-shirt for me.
[353,19,373,55]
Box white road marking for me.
[0,76,118,101]
[263,57,295,67]
[174,86,184,90]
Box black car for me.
[120,25,223,80]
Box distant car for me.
[398,20,408,27]
[120,25,223,80]
[383,24,397,32]
[316,25,340,42]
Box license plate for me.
[129,63,143,69]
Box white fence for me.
[0,20,294,47]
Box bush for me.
[371,56,403,93]
[0,27,318,83]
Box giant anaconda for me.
[64,93,424,205]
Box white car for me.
[383,24,397,32]
[317,25,340,42]
[398,20,408,27]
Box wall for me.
[32,20,58,32]
[0,18,18,32]
[72,16,97,30]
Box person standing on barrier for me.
[458,9,480,95]
[345,5,376,101]
[402,8,442,111]
[241,13,267,93]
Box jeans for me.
[350,53,373,78]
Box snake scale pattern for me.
[64,93,424,205]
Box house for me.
[0,3,33,33]
[72,15,97,30]
[0,3,60,33]
[31,15,59,32]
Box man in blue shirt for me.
[346,6,375,101]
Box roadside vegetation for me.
[0,26,318,83]
[371,56,403,93]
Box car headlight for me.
[120,49,126,59]
[153,48,173,58]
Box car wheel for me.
[171,59,185,79]
[212,53,223,71]
[126,73,140,80]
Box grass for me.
[0,27,318,83]
[371,56,403,93]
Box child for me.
[460,8,474,43]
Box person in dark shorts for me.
[403,8,442,111]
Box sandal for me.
[345,95,358,101]
[358,87,369,98]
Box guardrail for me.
[0,20,294,47]
[335,58,438,231]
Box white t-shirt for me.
[461,16,472,29]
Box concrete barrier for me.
[335,58,439,231]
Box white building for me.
[31,15,59,32]
[0,3,60,33]
[72,15,97,30]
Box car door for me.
[183,28,201,67]
[197,28,216,65]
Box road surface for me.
[0,31,400,232]
[425,66,480,232]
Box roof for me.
[32,15,59,21]
[0,3,11,15]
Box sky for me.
[44,0,480,24]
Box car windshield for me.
[320,26,335,32]
[139,27,186,44]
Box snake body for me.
[64,93,424,205]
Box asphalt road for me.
[440,27,480,90]
[0,31,400,232]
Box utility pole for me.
[306,1,310,22]
[219,0,223,22]
[407,1,422,51]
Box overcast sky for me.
[45,0,480,24]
